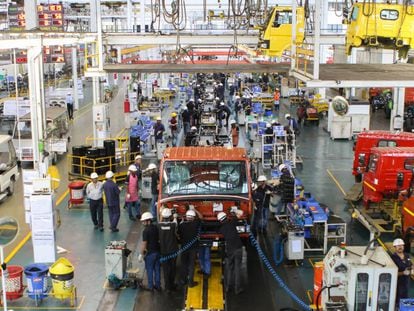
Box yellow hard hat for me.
[171,112,177,117]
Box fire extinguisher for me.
[123,96,130,113]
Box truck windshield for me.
[162,160,248,196]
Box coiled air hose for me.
[273,236,287,266]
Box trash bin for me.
[24,263,49,299]
[0,265,24,300]
[49,258,74,300]
[68,181,85,208]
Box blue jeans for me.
[126,200,141,218]
[183,122,190,135]
[145,252,161,289]
[260,208,269,230]
[199,246,211,275]
[108,205,120,230]
[150,194,158,219]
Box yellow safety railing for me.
[84,41,100,71]
[295,43,314,78]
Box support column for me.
[140,0,146,33]
[127,0,132,32]
[390,87,405,130]
[90,0,98,32]
[313,0,321,80]
[24,1,37,30]
[72,47,79,111]
[290,0,297,71]
[27,44,47,175]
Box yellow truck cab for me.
[345,2,414,58]
[258,6,305,57]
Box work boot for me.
[188,281,198,288]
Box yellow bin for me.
[49,258,75,299]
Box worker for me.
[178,207,203,287]
[169,112,178,147]
[218,102,231,128]
[185,126,198,147]
[273,88,280,112]
[181,106,191,135]
[217,211,244,295]
[153,116,165,143]
[391,238,412,306]
[264,123,274,144]
[158,208,179,293]
[278,164,295,215]
[285,114,299,135]
[125,165,140,221]
[66,92,74,120]
[230,120,239,147]
[296,104,306,126]
[139,212,161,291]
[146,163,159,218]
[86,172,104,231]
[103,171,121,232]
[252,175,272,236]
[133,155,142,179]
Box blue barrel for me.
[24,264,49,299]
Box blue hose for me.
[273,237,286,266]
[160,229,200,263]
[249,233,311,311]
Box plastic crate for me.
[400,299,414,311]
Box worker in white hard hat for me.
[264,122,274,144]
[181,105,191,135]
[169,112,179,147]
[185,126,198,147]
[86,172,104,231]
[103,171,121,232]
[139,212,161,291]
[134,154,142,178]
[178,206,203,287]
[66,92,74,120]
[217,208,245,295]
[252,175,273,236]
[125,165,141,221]
[146,163,159,218]
[391,238,412,305]
[217,101,231,129]
[158,207,179,293]
[153,116,165,144]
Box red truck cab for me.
[353,131,414,182]
[363,147,414,205]
[158,146,252,243]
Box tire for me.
[7,178,15,196]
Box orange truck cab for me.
[158,146,252,244]
[353,131,414,182]
[363,147,414,205]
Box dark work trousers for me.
[89,198,103,228]
[67,103,74,119]
[224,248,243,293]
[162,258,177,291]
[180,248,197,285]
[108,205,120,230]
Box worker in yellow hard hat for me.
[169,112,178,146]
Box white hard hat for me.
[266,123,271,128]
[393,238,405,246]
[215,97,220,100]
[220,102,225,106]
[198,98,202,102]
[285,114,291,119]
[156,116,162,121]
[90,172,99,179]
[147,163,157,170]
[257,175,267,182]
[140,212,153,222]
[105,171,114,179]
[191,126,197,131]
[135,155,142,160]
[161,208,172,218]
[219,83,223,86]
[279,164,287,171]
[186,210,196,218]
[128,165,137,172]
[217,212,227,222]
[230,120,236,125]
[235,95,240,99]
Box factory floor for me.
[1,83,412,311]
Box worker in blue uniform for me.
[391,238,412,307]
[153,116,165,143]
[252,175,272,236]
[139,212,161,291]
[158,208,179,293]
[103,170,121,232]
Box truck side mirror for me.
[397,172,404,188]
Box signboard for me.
[37,4,64,31]
[8,4,25,31]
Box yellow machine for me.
[345,2,414,58]
[258,6,305,57]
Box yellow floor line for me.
[185,269,203,309]
[208,262,224,310]
[326,169,346,196]
[5,189,69,263]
